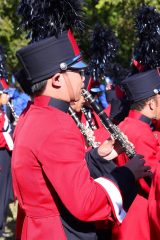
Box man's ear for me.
[148,97,156,110]
[51,73,64,88]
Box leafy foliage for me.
[0,0,160,80]
[82,0,160,68]
[0,0,28,77]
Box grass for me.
[0,201,17,240]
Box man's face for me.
[62,69,85,102]
[0,93,9,105]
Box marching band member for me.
[0,79,14,237]
[112,69,160,240]
[11,29,152,240]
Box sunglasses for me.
[63,69,85,79]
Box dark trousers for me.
[0,148,12,234]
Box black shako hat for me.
[121,69,160,102]
[16,31,87,85]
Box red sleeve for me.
[119,120,160,169]
[152,131,160,160]
[133,133,159,170]
[134,134,158,195]
[148,163,160,240]
[119,123,159,194]
[39,127,125,224]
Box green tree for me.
[81,0,160,67]
[0,0,28,78]
[0,0,160,76]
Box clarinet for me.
[7,101,19,121]
[82,89,151,185]
[68,106,99,148]
[82,89,135,158]
[81,107,97,130]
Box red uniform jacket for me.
[118,110,160,170]
[12,96,125,240]
[112,109,160,240]
[118,110,160,193]
[148,163,160,240]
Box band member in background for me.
[5,82,30,120]
[112,69,160,240]
[119,69,160,187]
[0,79,14,238]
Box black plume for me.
[18,0,84,42]
[105,63,129,84]
[133,4,160,71]
[88,23,119,82]
[0,46,8,81]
